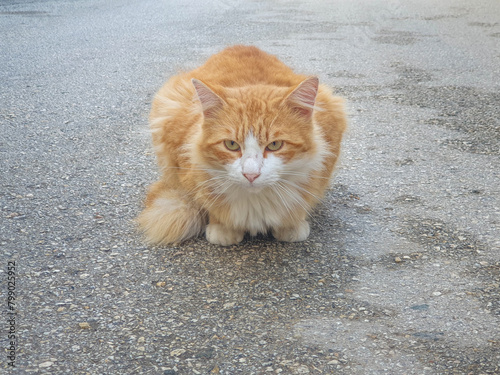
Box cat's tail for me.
[136,181,206,245]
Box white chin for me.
[245,184,265,193]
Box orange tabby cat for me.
[138,45,346,245]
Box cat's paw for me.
[272,220,310,242]
[206,224,244,246]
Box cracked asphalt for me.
[1,0,499,374]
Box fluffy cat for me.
[138,45,346,246]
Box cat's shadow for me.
[150,207,350,289]
[145,183,368,316]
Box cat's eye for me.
[266,140,283,151]
[224,140,241,151]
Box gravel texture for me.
[1,0,499,374]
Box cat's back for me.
[190,45,306,88]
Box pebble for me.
[170,349,186,357]
[294,365,310,374]
[39,361,54,368]
[394,257,402,263]
[78,322,91,329]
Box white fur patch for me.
[206,223,244,245]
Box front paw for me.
[206,224,244,246]
[272,220,310,242]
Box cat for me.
[137,45,346,246]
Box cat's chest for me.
[222,187,300,234]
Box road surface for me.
[1,0,499,373]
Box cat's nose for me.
[243,173,260,183]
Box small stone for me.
[294,365,310,374]
[78,322,91,329]
[39,361,54,368]
[138,337,145,343]
[394,257,402,263]
[432,292,442,296]
[156,281,166,287]
[328,360,339,365]
[410,304,429,311]
[223,302,235,309]
[170,349,186,357]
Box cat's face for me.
[191,79,325,194]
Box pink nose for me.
[243,173,260,183]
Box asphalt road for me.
[1,0,499,374]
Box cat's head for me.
[190,77,327,193]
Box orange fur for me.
[137,45,347,245]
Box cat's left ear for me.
[286,76,319,119]
[192,79,224,119]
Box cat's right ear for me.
[285,76,319,119]
[192,79,224,119]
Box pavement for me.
[1,0,499,374]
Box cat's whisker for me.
[187,175,229,197]
[161,166,225,175]
[276,181,310,214]
[276,181,323,226]
[281,181,322,225]
[278,179,324,226]
[280,179,323,202]
[272,184,301,223]
[200,180,234,213]
[281,171,331,181]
